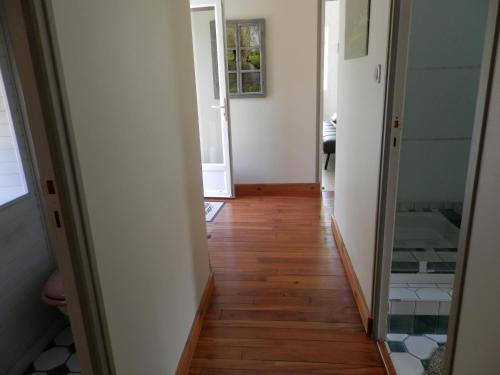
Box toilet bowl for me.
[42,271,68,316]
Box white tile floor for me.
[391,273,454,285]
[387,334,447,375]
[405,336,438,359]
[391,353,426,375]
[24,326,80,375]
[321,153,335,191]
[415,288,451,301]
[389,283,453,316]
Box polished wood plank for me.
[191,193,385,374]
[377,341,398,375]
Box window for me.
[211,19,266,98]
[0,69,28,206]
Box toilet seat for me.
[42,294,66,306]
[42,271,66,306]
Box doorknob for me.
[211,97,228,110]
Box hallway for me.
[190,193,386,374]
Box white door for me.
[373,0,495,340]
[0,27,58,371]
[190,0,233,198]
[372,0,411,339]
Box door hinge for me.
[53,210,62,228]
[46,180,56,194]
[375,64,382,83]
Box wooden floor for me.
[190,193,386,375]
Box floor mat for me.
[205,201,224,222]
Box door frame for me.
[190,0,235,198]
[371,0,410,341]
[316,0,325,186]
[316,0,339,189]
[372,0,500,373]
[4,1,116,374]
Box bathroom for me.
[384,0,490,373]
[0,20,79,375]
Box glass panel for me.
[384,0,490,343]
[241,72,261,93]
[227,49,236,71]
[239,24,260,47]
[228,72,238,94]
[226,24,237,48]
[240,49,261,70]
[0,70,28,206]
[191,9,224,164]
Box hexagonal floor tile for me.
[46,363,70,375]
[425,334,447,344]
[387,341,407,353]
[66,353,80,372]
[54,327,74,346]
[405,335,438,359]
[387,333,408,342]
[390,353,424,375]
[33,347,70,371]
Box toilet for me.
[42,271,68,315]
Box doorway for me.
[0,12,82,374]
[375,0,495,374]
[0,21,64,374]
[320,0,339,192]
[190,0,234,198]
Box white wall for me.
[452,17,500,374]
[48,1,210,374]
[323,0,339,121]
[397,0,489,203]
[333,0,391,309]
[226,0,318,184]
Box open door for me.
[373,3,496,373]
[372,0,411,340]
[191,0,233,198]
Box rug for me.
[204,201,224,222]
[426,345,446,375]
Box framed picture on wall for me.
[344,0,371,60]
[211,19,266,98]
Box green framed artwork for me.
[345,0,371,60]
[211,19,266,98]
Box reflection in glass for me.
[228,73,238,94]
[239,25,260,47]
[191,8,224,164]
[227,49,236,71]
[226,24,236,48]
[240,49,260,70]
[241,72,261,93]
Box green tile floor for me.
[389,315,449,335]
[387,334,447,375]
